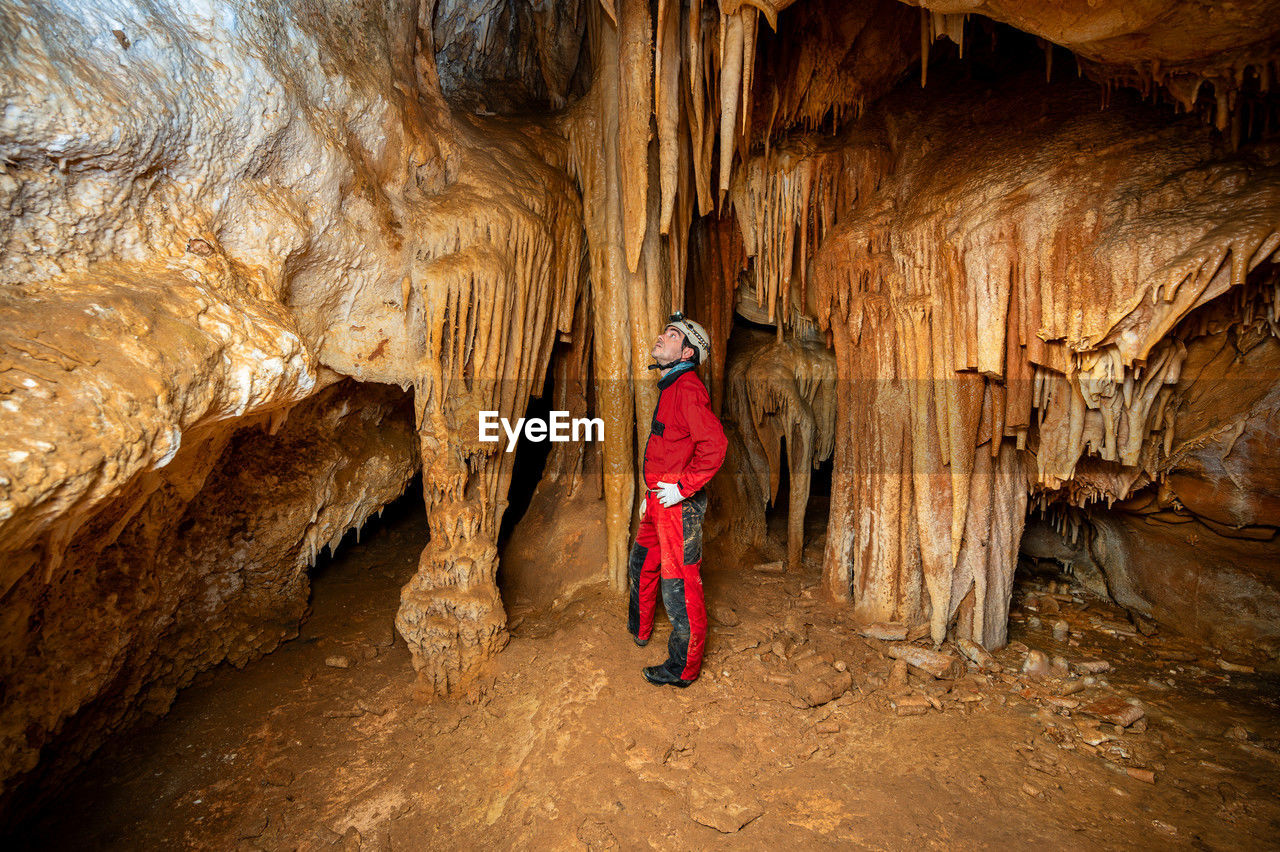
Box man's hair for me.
[680,335,701,366]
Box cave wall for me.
[1065,287,1280,655]
[0,0,582,803]
[0,379,418,806]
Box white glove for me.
[639,496,646,518]
[655,481,685,508]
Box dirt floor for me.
[13,496,1280,851]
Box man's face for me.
[652,325,690,363]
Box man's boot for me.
[643,664,693,688]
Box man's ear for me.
[682,345,696,362]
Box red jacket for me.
[643,365,727,496]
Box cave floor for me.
[18,507,1280,850]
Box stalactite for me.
[718,11,745,199]
[618,0,652,273]
[758,0,918,138]
[656,0,682,235]
[563,1,679,590]
[730,134,891,332]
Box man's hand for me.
[639,496,646,518]
[655,481,684,508]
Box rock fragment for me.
[1022,650,1051,680]
[709,603,741,626]
[859,622,909,641]
[891,695,931,716]
[1081,696,1145,727]
[339,826,363,851]
[1217,658,1254,674]
[887,644,964,679]
[325,655,354,669]
[887,658,909,695]
[688,783,763,833]
[1042,695,1080,711]
[1074,659,1112,675]
[956,638,1001,672]
[1076,721,1117,746]
[792,670,853,707]
[1126,767,1156,784]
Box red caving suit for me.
[627,362,728,682]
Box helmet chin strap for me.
[648,355,693,371]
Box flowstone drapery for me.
[795,79,1280,647]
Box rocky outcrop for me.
[1032,287,1280,655]
[733,73,1280,649]
[0,380,418,806]
[0,0,581,803]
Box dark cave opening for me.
[766,438,833,549]
[307,471,426,585]
[496,364,556,564]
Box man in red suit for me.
[627,313,727,688]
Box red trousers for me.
[627,491,708,681]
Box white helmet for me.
[665,312,711,365]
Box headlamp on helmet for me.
[663,312,711,367]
